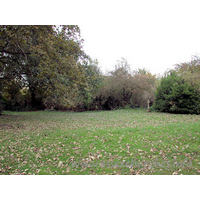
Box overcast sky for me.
[78,0,200,75]
[4,0,200,76]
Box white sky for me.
[77,0,200,75]
[4,0,200,76]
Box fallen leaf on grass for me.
[58,161,63,167]
[97,155,102,159]
[66,167,70,173]
[90,156,95,160]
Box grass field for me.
[0,109,199,175]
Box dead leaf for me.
[90,156,95,160]
[97,155,102,159]
[58,161,63,167]
[150,148,154,152]
[66,167,70,173]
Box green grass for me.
[0,109,199,175]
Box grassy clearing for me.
[0,109,199,175]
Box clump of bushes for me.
[153,71,200,114]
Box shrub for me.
[153,71,200,114]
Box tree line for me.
[0,25,199,114]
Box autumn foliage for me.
[0,25,199,113]
[93,58,156,110]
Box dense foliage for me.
[0,25,102,112]
[153,71,200,114]
[0,25,199,114]
[174,55,200,91]
[93,58,156,110]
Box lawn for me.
[0,109,199,175]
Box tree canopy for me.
[0,26,199,114]
[93,58,156,110]
[0,25,102,111]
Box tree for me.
[131,68,156,107]
[174,55,200,91]
[67,58,103,111]
[0,25,96,110]
[95,58,156,110]
[153,71,200,114]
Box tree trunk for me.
[30,87,37,108]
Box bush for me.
[124,105,132,110]
[153,71,200,114]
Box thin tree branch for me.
[17,43,28,62]
[0,49,31,55]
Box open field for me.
[0,109,199,175]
